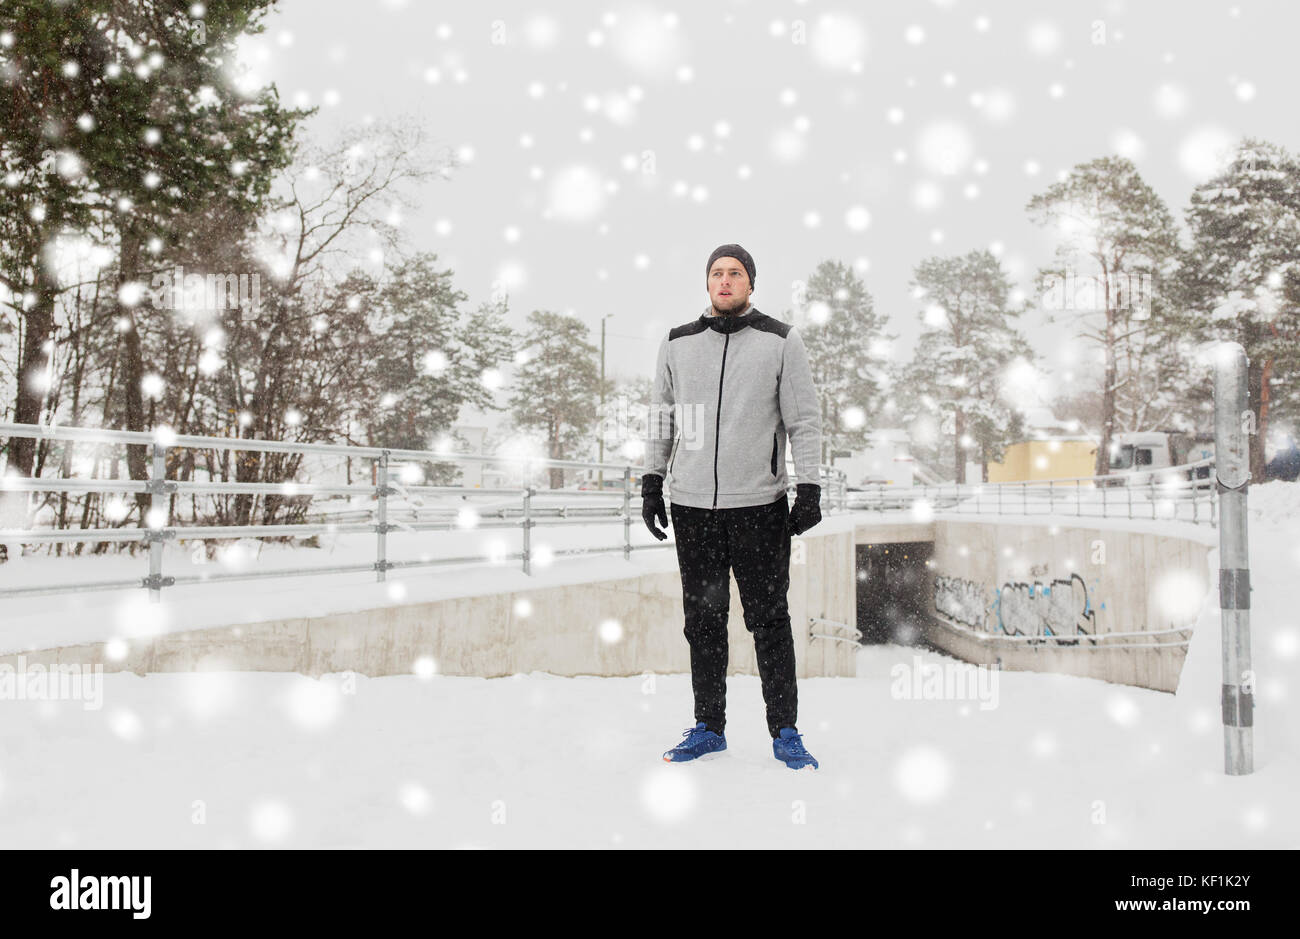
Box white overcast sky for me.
[241,0,1300,436]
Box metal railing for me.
[844,457,1219,527]
[934,621,1196,651]
[808,615,863,645]
[0,421,848,601]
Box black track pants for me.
[669,493,797,739]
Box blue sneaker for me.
[662,722,727,762]
[773,727,819,770]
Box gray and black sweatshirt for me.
[645,304,823,509]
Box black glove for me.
[640,473,669,541]
[786,483,822,536]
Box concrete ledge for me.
[0,527,858,680]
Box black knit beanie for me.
[706,244,756,288]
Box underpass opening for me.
[856,541,935,646]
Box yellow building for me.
[986,437,1099,483]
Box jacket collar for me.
[701,303,758,334]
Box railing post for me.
[1048,479,1053,515]
[1214,342,1253,775]
[1127,480,1133,519]
[1022,481,1026,515]
[1148,475,1155,518]
[144,441,170,603]
[1076,478,1081,517]
[622,466,631,560]
[376,449,390,582]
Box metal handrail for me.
[0,421,848,600]
[953,624,1196,642]
[846,456,1218,528]
[808,615,863,645]
[933,613,1196,649]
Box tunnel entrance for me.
[855,541,934,645]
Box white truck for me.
[1102,430,1215,488]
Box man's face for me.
[707,257,752,313]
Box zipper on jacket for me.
[770,431,778,477]
[712,332,730,508]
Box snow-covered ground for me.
[0,483,1296,848]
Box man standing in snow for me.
[641,244,824,770]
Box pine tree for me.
[1175,138,1300,481]
[795,259,894,461]
[1026,156,1182,476]
[0,0,301,548]
[508,310,602,489]
[909,249,1026,483]
[363,254,518,483]
[593,373,649,483]
[0,0,303,513]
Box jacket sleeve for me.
[779,327,823,487]
[645,335,675,476]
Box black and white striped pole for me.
[1214,342,1253,775]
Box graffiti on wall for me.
[996,574,1096,637]
[934,572,1101,638]
[934,575,990,631]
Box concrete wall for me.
[0,527,859,680]
[921,518,1215,692]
